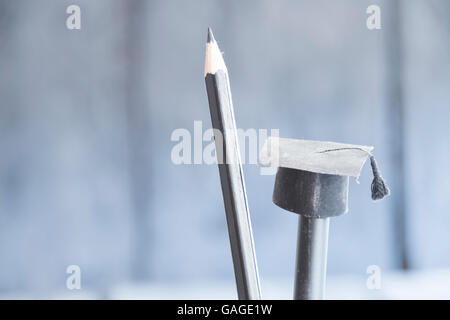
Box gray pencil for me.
[204,28,261,300]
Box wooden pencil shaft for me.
[205,70,261,300]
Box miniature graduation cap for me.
[260,137,389,218]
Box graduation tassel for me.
[369,155,390,201]
[316,147,390,201]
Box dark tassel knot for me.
[370,156,390,201]
[316,148,390,201]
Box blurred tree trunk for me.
[385,0,409,270]
[124,0,154,280]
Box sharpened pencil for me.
[204,28,261,300]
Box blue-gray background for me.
[0,0,449,298]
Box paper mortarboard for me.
[259,137,389,201]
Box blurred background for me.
[0,0,449,299]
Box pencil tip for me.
[204,27,227,76]
[207,27,215,43]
